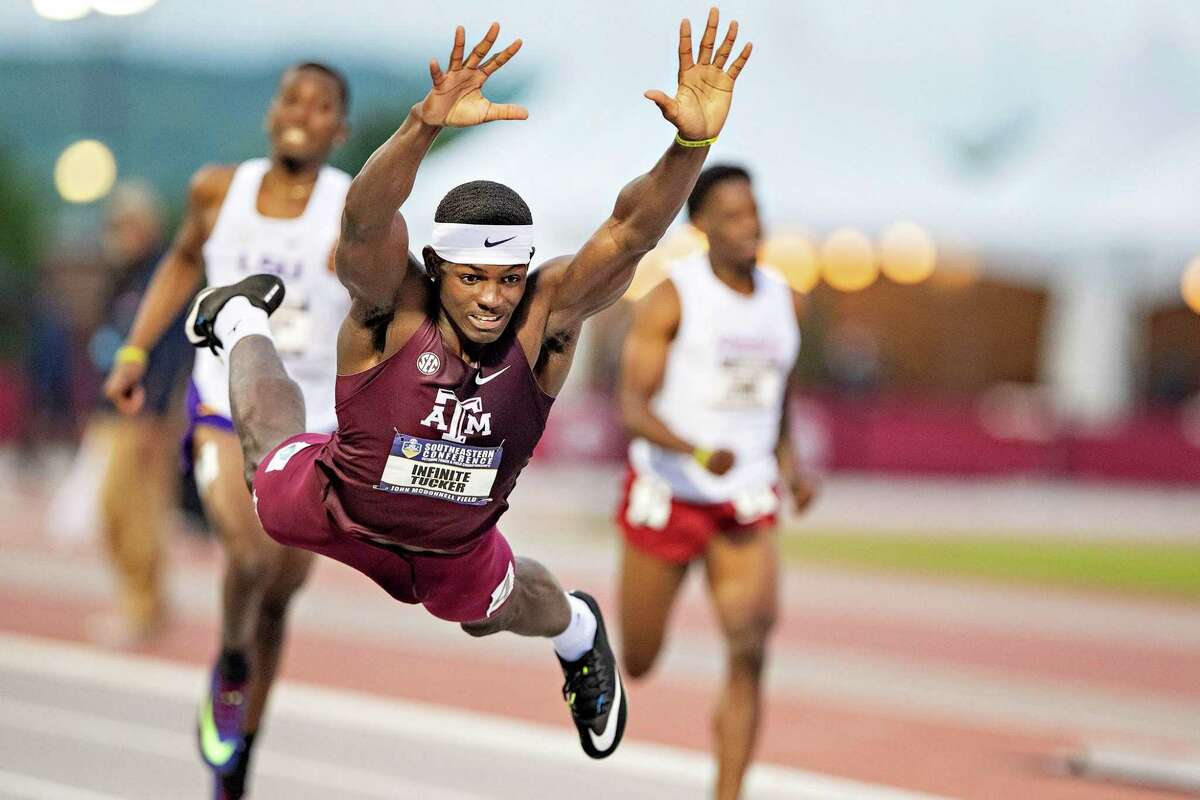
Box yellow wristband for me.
[692,447,714,468]
[115,345,148,366]
[675,132,718,149]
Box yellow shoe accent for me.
[198,696,238,767]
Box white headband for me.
[430,223,535,266]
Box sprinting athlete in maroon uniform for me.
[182,10,752,760]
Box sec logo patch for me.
[417,351,441,375]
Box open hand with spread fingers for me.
[420,22,528,128]
[645,7,752,143]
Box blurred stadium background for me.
[1,1,1198,798]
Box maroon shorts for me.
[252,433,516,623]
[616,470,778,564]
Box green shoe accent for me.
[198,696,238,767]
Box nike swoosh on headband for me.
[484,236,517,248]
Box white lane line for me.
[0,770,127,800]
[0,698,486,800]
[1067,748,1200,794]
[0,632,948,800]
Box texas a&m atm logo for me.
[419,388,492,443]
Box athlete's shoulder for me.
[630,276,681,337]
[188,163,238,210]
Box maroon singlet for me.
[316,318,554,552]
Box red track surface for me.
[1,557,1192,798]
[2,473,1195,800]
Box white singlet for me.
[628,254,800,507]
[193,158,351,434]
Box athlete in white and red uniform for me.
[179,12,754,764]
[617,164,815,800]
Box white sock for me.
[551,593,598,662]
[213,296,273,364]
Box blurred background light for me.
[54,139,118,204]
[31,0,91,21]
[879,221,937,285]
[761,232,820,293]
[820,227,877,292]
[91,0,158,15]
[1181,255,1200,315]
[660,224,708,259]
[928,247,980,290]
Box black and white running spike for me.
[184,274,286,356]
[558,591,628,759]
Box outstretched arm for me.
[336,23,527,319]
[541,8,752,332]
[102,165,227,415]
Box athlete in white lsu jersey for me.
[616,164,815,800]
[192,156,349,434]
[104,63,351,800]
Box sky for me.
[4,0,1200,284]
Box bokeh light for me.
[820,227,877,292]
[761,232,820,293]
[925,246,980,290]
[54,139,118,204]
[91,0,158,15]
[879,221,937,285]
[659,224,708,259]
[1180,256,1200,315]
[31,0,91,20]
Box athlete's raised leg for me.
[704,530,779,800]
[186,274,306,481]
[618,543,689,679]
[227,333,306,484]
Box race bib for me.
[715,357,782,409]
[375,433,502,506]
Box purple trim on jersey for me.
[180,378,235,474]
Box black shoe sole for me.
[184,274,286,355]
[567,590,628,759]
